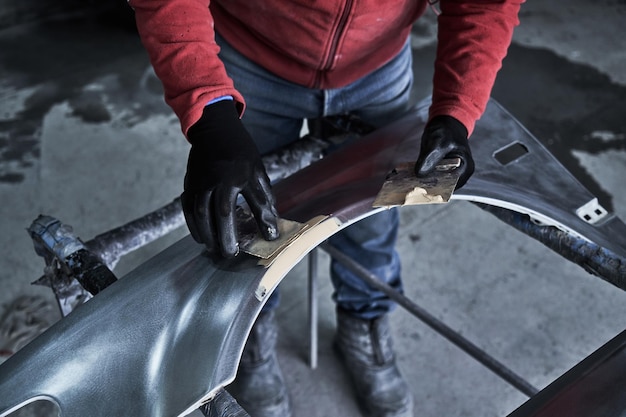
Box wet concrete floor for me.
[1,1,625,416]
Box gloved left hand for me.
[414,115,475,189]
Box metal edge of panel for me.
[506,328,626,417]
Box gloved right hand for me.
[414,115,475,189]
[181,100,279,258]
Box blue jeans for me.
[216,33,413,320]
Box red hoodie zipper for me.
[314,0,354,89]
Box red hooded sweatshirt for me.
[129,0,523,137]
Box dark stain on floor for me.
[493,43,626,212]
[0,11,168,183]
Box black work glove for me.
[181,100,279,258]
[414,115,475,189]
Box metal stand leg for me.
[308,248,319,369]
[320,242,539,398]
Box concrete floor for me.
[1,1,625,416]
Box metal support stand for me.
[18,107,626,415]
[307,248,319,369]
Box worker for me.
[128,1,523,416]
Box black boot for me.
[227,311,291,417]
[335,309,414,417]
[200,389,250,417]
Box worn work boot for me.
[200,389,250,417]
[227,311,291,417]
[335,309,414,417]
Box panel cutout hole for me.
[494,142,529,165]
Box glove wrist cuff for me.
[188,100,241,145]
[428,115,468,140]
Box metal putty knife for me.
[372,158,461,208]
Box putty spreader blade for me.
[372,158,461,208]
